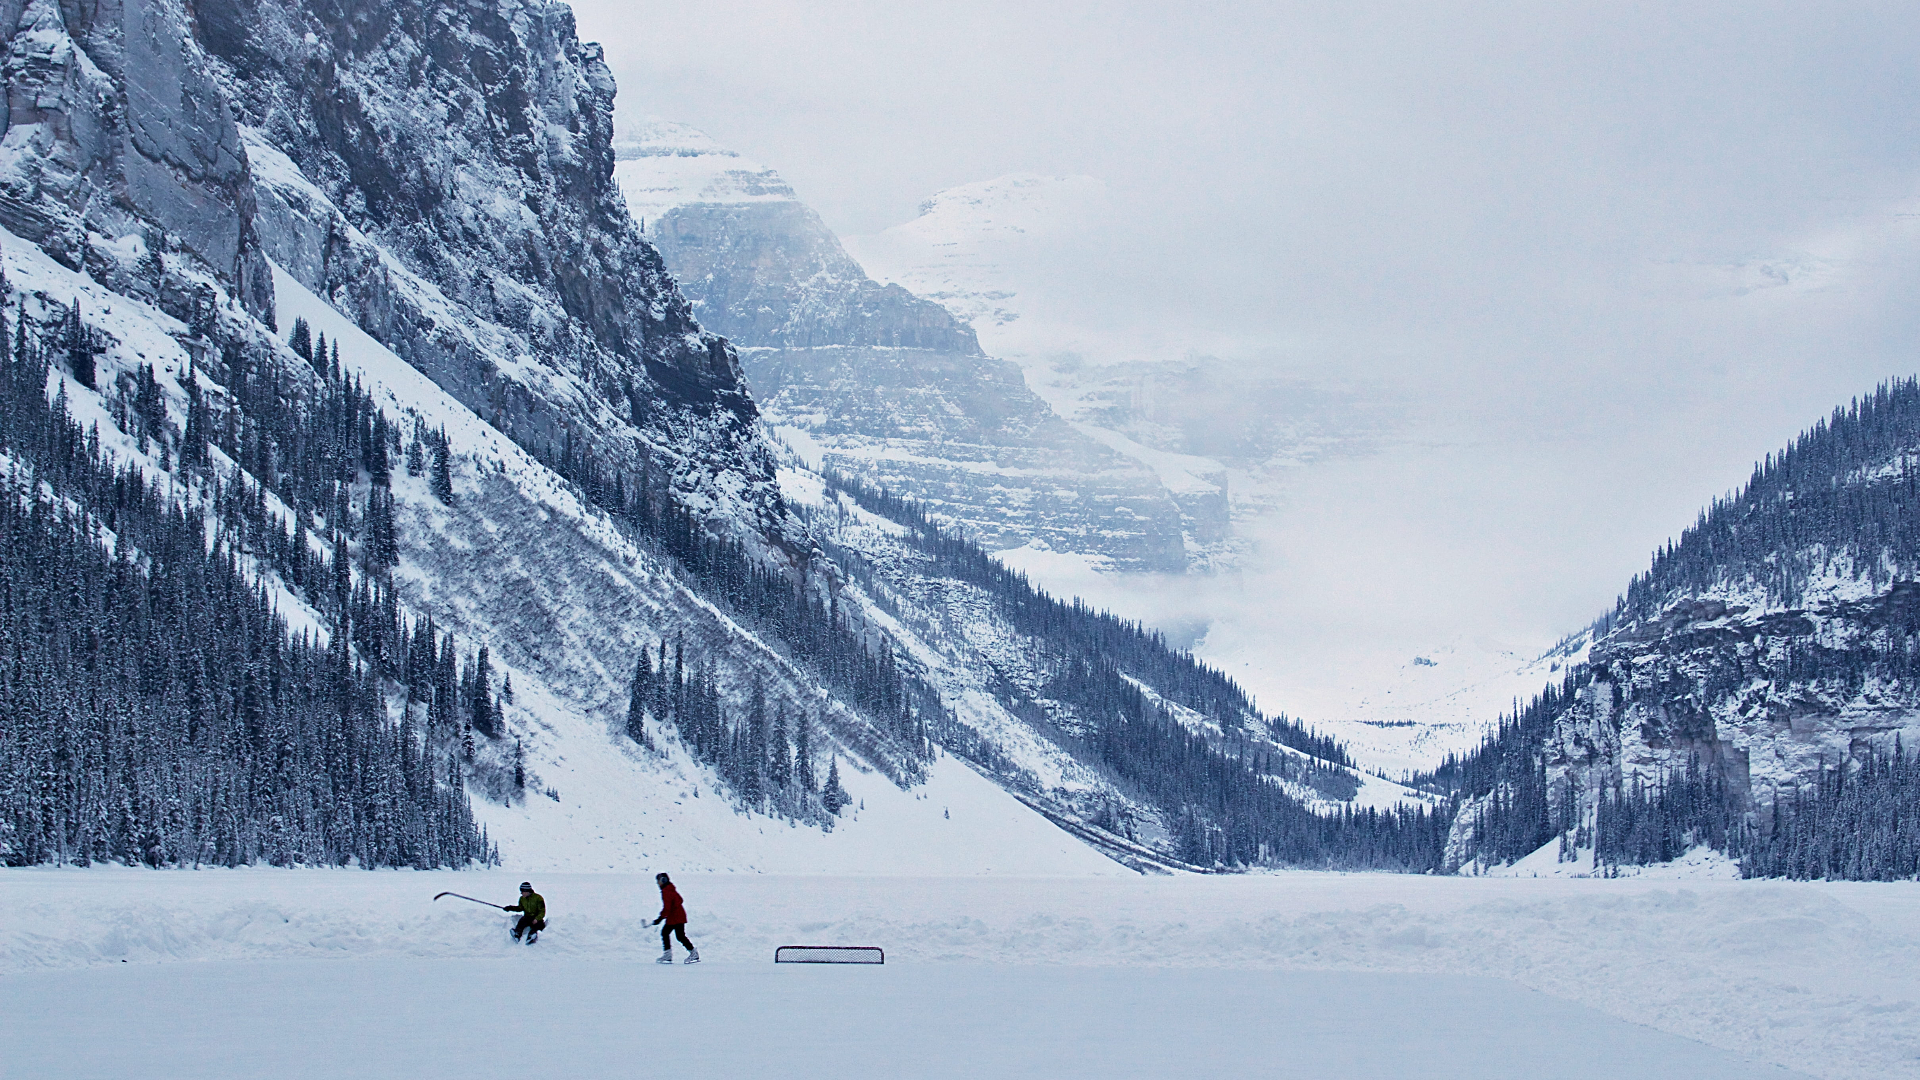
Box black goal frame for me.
[774,945,885,964]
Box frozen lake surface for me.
[2,958,1804,1080]
[2,869,1914,1078]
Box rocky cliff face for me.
[614,121,1196,571]
[2,0,773,527]
[0,0,273,314]
[1543,588,1920,813]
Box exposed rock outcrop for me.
[0,0,273,314]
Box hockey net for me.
[774,945,884,964]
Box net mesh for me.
[774,946,885,964]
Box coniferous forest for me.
[0,292,491,868]
[1428,382,1920,880]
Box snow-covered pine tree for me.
[769,709,792,790]
[795,715,815,793]
[822,758,847,814]
[471,647,495,737]
[429,431,454,503]
[288,316,312,363]
[627,650,655,749]
[64,302,94,389]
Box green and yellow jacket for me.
[505,892,545,920]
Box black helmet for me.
[519,882,533,892]
[655,872,670,883]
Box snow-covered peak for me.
[614,117,742,159]
[613,117,797,223]
[908,174,1109,239]
[846,174,1109,334]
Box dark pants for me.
[661,922,693,950]
[514,914,545,938]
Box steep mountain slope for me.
[1438,384,1920,878]
[614,122,1205,572]
[0,223,1122,873]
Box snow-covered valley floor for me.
[3,870,1914,1079]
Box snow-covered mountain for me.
[1439,390,1920,876]
[1,1,1428,878]
[613,123,1215,573]
[847,174,1388,490]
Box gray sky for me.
[572,0,1920,729]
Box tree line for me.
[624,639,850,823]
[0,293,492,868]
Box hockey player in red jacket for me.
[652,872,699,964]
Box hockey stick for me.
[433,891,508,910]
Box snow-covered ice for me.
[3,959,1802,1079]
[3,870,1914,1079]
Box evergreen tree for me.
[64,302,95,389]
[795,715,815,792]
[471,647,495,737]
[429,433,454,503]
[822,759,847,814]
[288,317,312,363]
[769,709,792,790]
[626,651,654,748]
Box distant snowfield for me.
[3,871,1914,1079]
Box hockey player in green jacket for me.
[505,882,546,944]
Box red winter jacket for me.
[658,883,687,925]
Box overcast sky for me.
[571,1,1920,723]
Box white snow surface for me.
[5,963,1798,1080]
[4,870,1915,1079]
